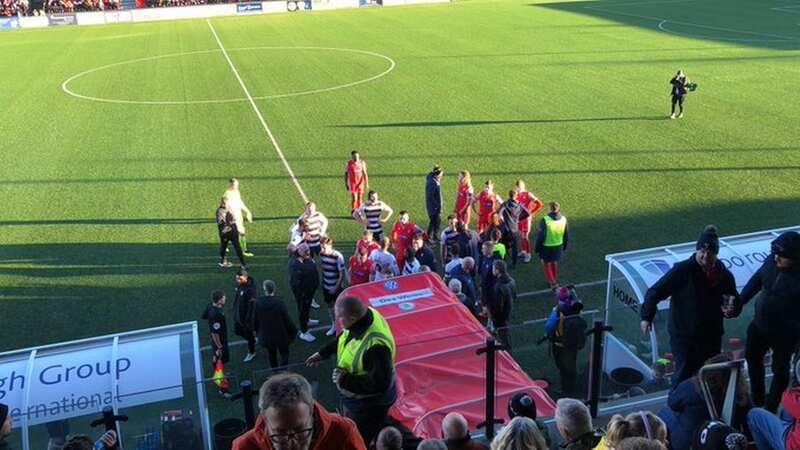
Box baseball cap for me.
[508,393,537,420]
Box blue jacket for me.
[450,264,478,305]
[657,377,709,450]
[425,172,443,215]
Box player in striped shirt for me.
[299,201,328,258]
[223,178,254,257]
[515,180,544,263]
[471,180,502,235]
[440,214,459,266]
[353,190,393,242]
[454,170,474,228]
[344,150,369,212]
[319,236,345,336]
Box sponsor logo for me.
[286,0,311,11]
[370,288,432,308]
[0,17,20,29]
[398,302,415,311]
[640,259,671,276]
[237,1,262,13]
[48,13,77,26]
[383,280,399,291]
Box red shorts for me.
[518,218,532,234]
[455,207,470,224]
[477,216,491,233]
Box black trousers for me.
[502,231,520,268]
[670,335,721,387]
[294,291,314,333]
[495,322,512,355]
[745,322,796,412]
[265,343,290,370]
[427,213,441,241]
[553,346,579,398]
[234,324,256,354]
[671,94,685,114]
[219,231,246,265]
[342,403,391,447]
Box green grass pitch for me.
[1,0,799,441]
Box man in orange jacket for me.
[233,373,366,450]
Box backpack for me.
[560,314,588,351]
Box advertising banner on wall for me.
[286,0,312,11]
[0,17,20,29]
[237,1,263,13]
[47,13,77,26]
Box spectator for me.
[615,437,667,450]
[508,393,552,447]
[555,398,604,450]
[491,260,516,353]
[535,201,569,289]
[419,441,448,450]
[497,189,529,269]
[490,417,548,450]
[0,404,10,443]
[253,280,297,372]
[426,165,444,242]
[454,220,476,259]
[602,412,668,450]
[233,269,258,363]
[290,243,320,343]
[442,412,488,450]
[735,231,800,412]
[448,257,478,313]
[377,426,404,450]
[233,373,366,450]
[640,225,739,386]
[747,384,800,450]
[478,240,501,318]
[692,421,747,450]
[370,236,400,281]
[61,431,117,450]
[414,234,439,274]
[544,286,587,398]
[444,245,464,276]
[449,278,469,308]
[202,290,229,396]
[306,296,397,446]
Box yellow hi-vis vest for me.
[337,308,396,378]
[543,215,567,247]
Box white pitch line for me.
[207,19,309,204]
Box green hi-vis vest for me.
[543,215,567,247]
[337,308,396,378]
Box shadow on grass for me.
[531,0,800,51]
[332,116,665,128]
[0,215,352,227]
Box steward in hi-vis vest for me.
[306,296,397,446]
[535,202,570,289]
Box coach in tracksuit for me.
[735,231,800,412]
[640,225,739,386]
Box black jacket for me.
[641,254,738,340]
[499,198,529,234]
[739,256,800,342]
[491,274,516,327]
[671,76,688,96]
[478,253,500,303]
[289,256,319,297]
[233,276,257,328]
[415,243,439,273]
[319,309,396,407]
[425,172,443,216]
[216,205,236,236]
[252,295,297,349]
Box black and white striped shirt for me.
[358,201,388,234]
[440,227,459,249]
[303,212,326,248]
[320,249,345,293]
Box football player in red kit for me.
[348,245,374,286]
[454,170,474,227]
[391,210,423,268]
[471,180,502,235]
[344,150,368,212]
[515,179,544,263]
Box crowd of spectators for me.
[44,0,118,13]
[1,0,28,16]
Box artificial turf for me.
[1,0,799,443]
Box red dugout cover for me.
[338,272,556,439]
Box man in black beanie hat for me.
[734,230,800,412]
[641,225,740,386]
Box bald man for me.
[376,426,403,450]
[307,296,397,446]
[442,412,489,450]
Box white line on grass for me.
[207,19,309,203]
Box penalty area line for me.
[206,19,309,204]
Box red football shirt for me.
[391,222,418,248]
[356,239,380,256]
[475,191,501,217]
[349,256,373,285]
[346,160,367,189]
[455,182,473,212]
[517,191,543,218]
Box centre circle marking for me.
[61,46,396,105]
